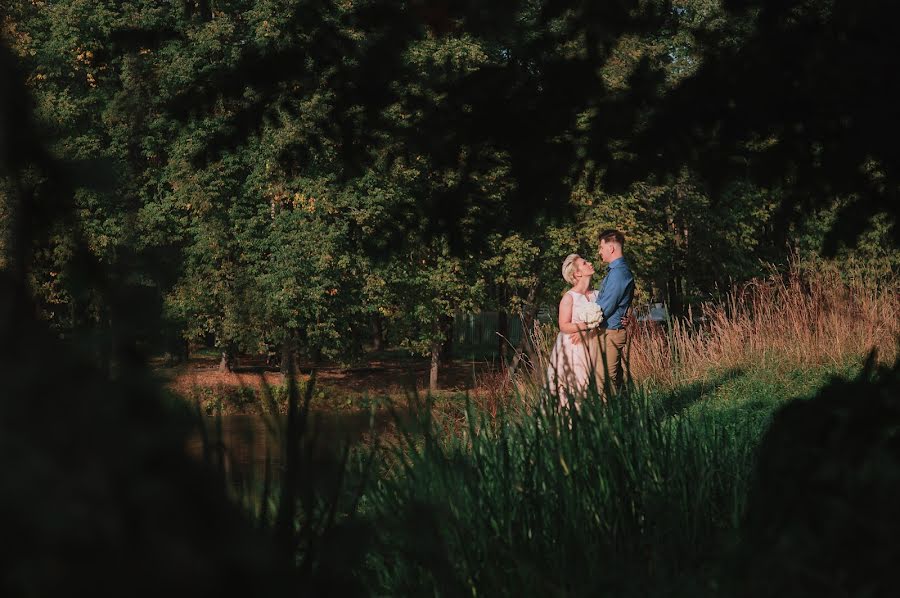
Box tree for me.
[607,0,900,253]
[10,0,897,379]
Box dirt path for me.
[158,355,505,400]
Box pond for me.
[185,410,394,485]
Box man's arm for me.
[595,269,627,322]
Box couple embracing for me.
[546,229,635,407]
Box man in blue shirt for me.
[594,229,634,397]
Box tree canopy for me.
[3,0,897,385]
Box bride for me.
[546,253,602,407]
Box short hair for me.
[598,229,625,247]
[561,253,580,285]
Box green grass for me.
[656,359,864,433]
[358,359,867,596]
[200,358,872,595]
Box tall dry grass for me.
[627,257,900,388]
[515,257,899,392]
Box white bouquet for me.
[577,303,603,329]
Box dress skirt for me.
[546,329,600,407]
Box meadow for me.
[194,257,899,596]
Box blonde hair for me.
[561,253,580,285]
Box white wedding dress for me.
[546,290,601,407]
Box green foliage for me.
[7,0,897,367]
[576,174,779,306]
[794,200,900,279]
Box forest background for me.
[3,0,897,393]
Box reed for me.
[366,383,759,596]
[613,257,895,389]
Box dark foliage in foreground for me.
[0,286,293,596]
[733,355,900,597]
[0,40,293,597]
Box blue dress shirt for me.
[595,257,634,330]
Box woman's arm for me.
[558,294,589,334]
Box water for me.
[186,415,280,479]
[186,410,391,483]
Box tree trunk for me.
[105,313,117,380]
[428,315,454,391]
[441,314,454,358]
[280,332,297,377]
[198,0,212,21]
[371,315,384,352]
[218,349,233,373]
[162,327,188,365]
[667,276,684,318]
[508,284,540,378]
[497,310,509,367]
[429,339,441,392]
[184,0,213,21]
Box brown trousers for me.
[596,328,629,398]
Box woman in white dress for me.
[546,253,602,408]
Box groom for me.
[593,229,634,397]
